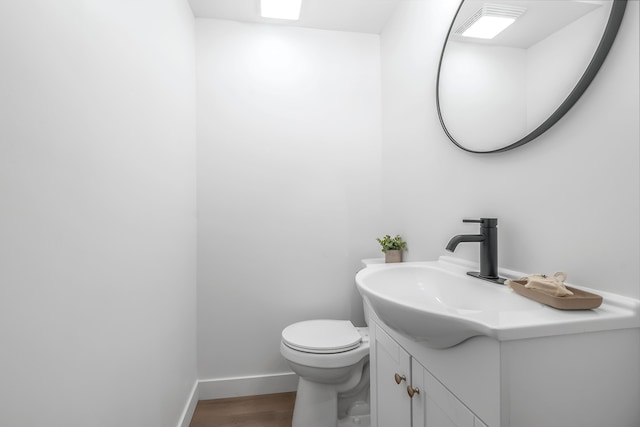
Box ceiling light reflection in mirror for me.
[437,0,626,153]
[458,4,526,39]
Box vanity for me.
[356,0,639,424]
[356,258,640,427]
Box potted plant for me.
[376,234,408,263]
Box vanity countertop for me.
[356,256,640,347]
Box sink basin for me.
[356,257,640,349]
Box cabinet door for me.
[370,323,412,427]
[474,417,488,427]
[412,359,475,427]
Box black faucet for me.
[446,218,505,285]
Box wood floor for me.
[189,392,296,427]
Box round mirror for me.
[437,0,627,153]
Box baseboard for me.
[177,380,199,427]
[198,372,299,400]
[176,372,298,426]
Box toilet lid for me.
[282,320,362,354]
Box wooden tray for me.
[508,281,603,310]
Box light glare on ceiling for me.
[260,0,302,20]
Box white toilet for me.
[280,319,370,427]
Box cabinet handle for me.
[407,386,420,398]
[394,373,406,384]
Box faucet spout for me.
[445,218,503,284]
[445,234,484,252]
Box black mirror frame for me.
[436,0,628,154]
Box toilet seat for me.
[282,320,362,354]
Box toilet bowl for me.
[280,319,370,427]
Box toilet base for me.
[338,400,371,427]
[338,414,371,427]
[292,377,338,427]
[291,372,370,427]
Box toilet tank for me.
[360,258,384,326]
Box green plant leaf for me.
[376,234,407,253]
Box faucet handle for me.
[463,218,497,227]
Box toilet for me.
[280,319,370,427]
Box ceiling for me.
[187,0,403,34]
[450,0,605,48]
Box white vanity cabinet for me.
[369,313,640,427]
[370,321,489,427]
[412,360,488,427]
[359,258,640,426]
[370,320,411,426]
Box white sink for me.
[356,257,640,349]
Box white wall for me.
[381,1,639,299]
[0,1,197,426]
[196,19,382,381]
[2,1,637,420]
[439,42,527,151]
[527,4,609,129]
